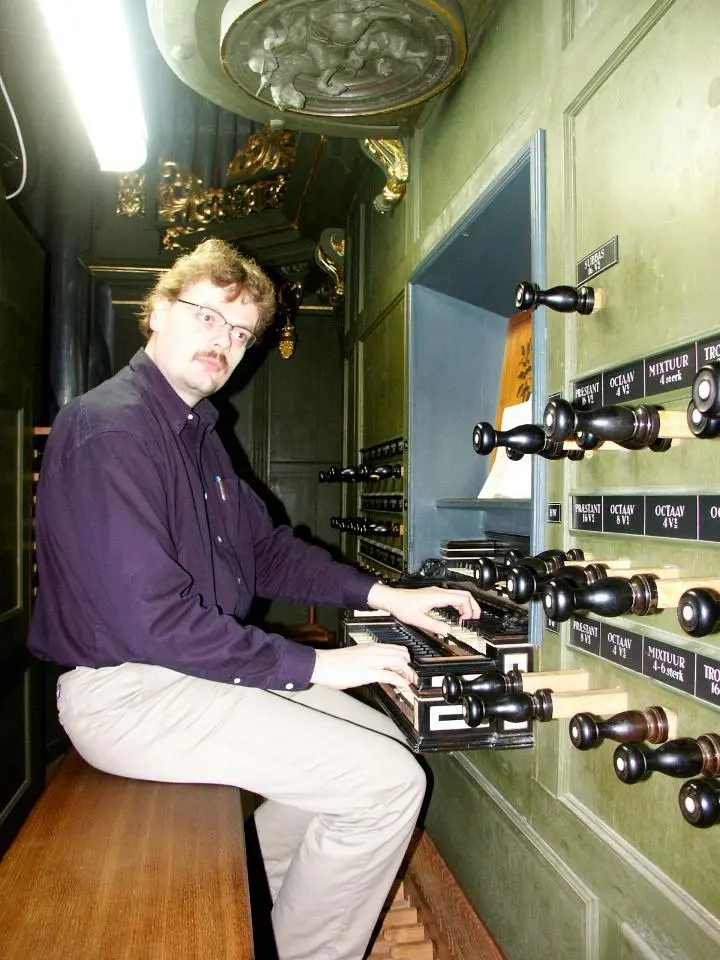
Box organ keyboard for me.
[342,591,534,752]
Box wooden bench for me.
[0,749,254,959]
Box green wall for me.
[344,1,720,956]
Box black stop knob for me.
[686,401,720,439]
[569,707,669,751]
[472,422,558,457]
[677,588,720,637]
[613,739,708,784]
[678,778,720,828]
[331,467,356,482]
[515,281,595,315]
[496,551,570,600]
[506,564,588,604]
[462,695,486,727]
[442,670,521,705]
[541,576,637,622]
[474,557,508,589]
[463,690,553,726]
[543,398,576,441]
[373,465,399,479]
[543,399,664,447]
[692,362,720,418]
[472,422,495,455]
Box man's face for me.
[145,279,261,406]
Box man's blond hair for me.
[139,238,276,341]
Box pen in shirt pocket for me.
[214,475,227,502]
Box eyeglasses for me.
[176,299,257,349]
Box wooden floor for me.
[0,751,253,959]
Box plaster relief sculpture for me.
[220,0,466,117]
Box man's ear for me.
[149,298,171,333]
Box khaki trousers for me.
[56,663,426,960]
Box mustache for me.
[194,350,228,371]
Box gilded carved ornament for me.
[360,137,408,212]
[276,275,305,359]
[116,172,147,217]
[156,159,287,251]
[226,124,297,179]
[278,316,297,359]
[315,228,345,304]
[111,125,296,249]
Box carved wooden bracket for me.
[360,138,408,213]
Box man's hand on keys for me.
[311,643,417,690]
[366,583,481,638]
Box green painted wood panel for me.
[360,297,406,447]
[427,753,597,960]
[344,0,720,956]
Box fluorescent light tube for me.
[36,0,147,171]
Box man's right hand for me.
[310,643,417,691]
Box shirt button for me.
[187,413,194,420]
[285,682,294,690]
[217,535,223,543]
[233,678,242,684]
[204,492,208,500]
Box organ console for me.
[543,398,692,449]
[515,281,599,315]
[676,587,720,637]
[462,686,628,728]
[678,778,720,828]
[568,707,676,750]
[613,734,720,784]
[342,588,535,751]
[442,667,590,704]
[542,572,720,622]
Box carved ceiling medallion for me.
[219,0,466,117]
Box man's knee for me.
[381,745,427,811]
[407,756,427,807]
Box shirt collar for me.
[128,349,219,434]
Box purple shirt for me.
[28,350,376,690]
